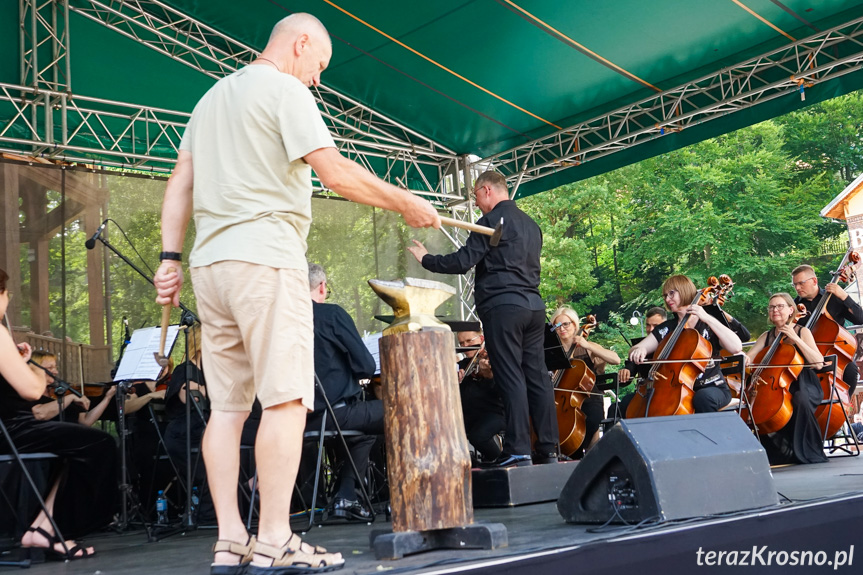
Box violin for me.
[461,341,487,381]
[553,314,597,456]
[801,249,860,438]
[742,304,808,434]
[627,278,719,418]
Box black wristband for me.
[159,251,182,262]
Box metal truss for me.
[486,15,863,191]
[20,0,72,92]
[0,82,190,169]
[63,0,460,203]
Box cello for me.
[626,278,720,418]
[800,250,860,438]
[552,315,597,456]
[742,304,808,434]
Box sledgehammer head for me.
[489,218,503,247]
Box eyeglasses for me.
[791,277,816,288]
[556,320,574,329]
[471,184,486,201]
[459,335,482,346]
[662,289,679,300]
[767,304,789,311]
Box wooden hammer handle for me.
[158,304,171,358]
[157,265,176,359]
[439,216,495,236]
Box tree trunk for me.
[380,330,473,532]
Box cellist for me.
[746,293,827,465]
[629,275,742,413]
[551,307,620,454]
[792,264,863,394]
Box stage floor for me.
[4,452,863,575]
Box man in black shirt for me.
[792,264,863,394]
[407,171,557,467]
[308,264,381,520]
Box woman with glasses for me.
[628,275,743,414]
[0,268,117,560]
[744,292,827,464]
[550,307,620,456]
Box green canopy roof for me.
[3,0,863,197]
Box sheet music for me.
[114,325,181,381]
[362,332,383,375]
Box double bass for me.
[742,304,808,434]
[626,279,720,418]
[552,315,597,456]
[800,249,860,438]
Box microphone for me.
[85,220,109,249]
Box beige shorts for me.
[190,261,314,411]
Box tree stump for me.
[380,329,473,532]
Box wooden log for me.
[380,330,473,532]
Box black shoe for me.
[331,498,372,522]
[481,454,533,468]
[533,452,560,465]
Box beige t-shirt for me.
[180,65,336,270]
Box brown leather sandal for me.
[211,535,255,575]
[247,534,344,574]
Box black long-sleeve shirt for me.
[421,200,544,315]
[312,301,376,414]
[796,288,863,327]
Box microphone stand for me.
[87,232,199,538]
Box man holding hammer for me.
[154,13,438,575]
[408,170,558,468]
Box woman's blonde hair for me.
[551,306,580,329]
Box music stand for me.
[113,325,181,531]
[544,324,572,371]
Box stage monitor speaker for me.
[557,412,778,524]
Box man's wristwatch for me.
[159,251,182,262]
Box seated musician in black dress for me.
[308,263,382,521]
[550,307,620,456]
[792,264,863,395]
[29,351,116,426]
[746,292,827,465]
[628,275,743,414]
[456,329,504,464]
[0,268,117,560]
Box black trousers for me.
[1,417,118,539]
[481,305,557,456]
[306,399,384,500]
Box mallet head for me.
[489,218,504,247]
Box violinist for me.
[0,268,117,560]
[551,307,620,453]
[457,330,505,464]
[29,351,116,426]
[792,264,863,394]
[746,293,827,465]
[629,275,743,413]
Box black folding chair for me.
[0,418,66,567]
[816,355,860,457]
